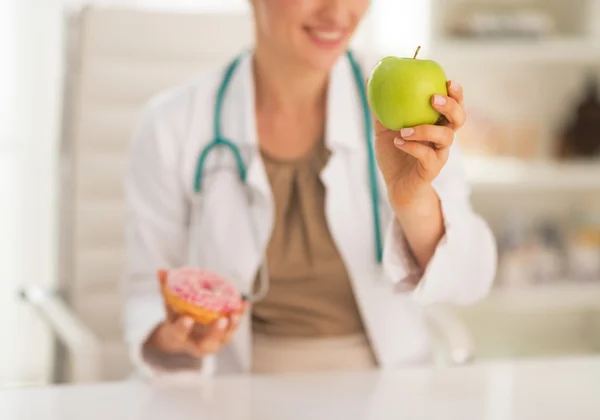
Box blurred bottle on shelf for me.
[496,216,566,289]
[557,75,600,159]
[535,222,566,285]
[565,209,600,283]
[496,217,531,288]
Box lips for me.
[305,27,346,47]
[307,29,344,41]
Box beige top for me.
[251,138,366,337]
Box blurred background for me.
[1,0,600,388]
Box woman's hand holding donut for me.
[374,80,466,209]
[145,302,249,359]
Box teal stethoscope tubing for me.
[193,51,383,268]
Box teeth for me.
[309,30,343,41]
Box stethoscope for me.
[192,50,382,303]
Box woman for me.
[123,0,497,378]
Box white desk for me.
[1,357,599,420]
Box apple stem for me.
[413,46,421,59]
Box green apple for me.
[367,47,448,131]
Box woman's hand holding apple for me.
[370,72,467,271]
[374,81,466,210]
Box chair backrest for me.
[60,5,254,380]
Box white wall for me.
[371,0,432,57]
[0,0,66,386]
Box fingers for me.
[431,93,466,130]
[188,317,229,357]
[426,80,465,131]
[170,316,195,342]
[221,312,242,344]
[447,80,463,107]
[182,300,251,357]
[393,139,449,176]
[393,139,436,168]
[151,315,194,353]
[398,125,455,149]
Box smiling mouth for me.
[305,27,346,46]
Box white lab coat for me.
[123,51,497,379]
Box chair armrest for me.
[424,305,474,365]
[19,285,103,383]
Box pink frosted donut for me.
[166,267,242,313]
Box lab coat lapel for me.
[240,53,274,267]
[321,54,374,267]
[321,54,399,366]
[242,60,271,201]
[219,52,273,374]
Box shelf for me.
[463,156,600,191]
[474,282,600,312]
[429,38,599,64]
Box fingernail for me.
[394,137,406,146]
[182,317,194,328]
[450,80,460,92]
[400,128,414,138]
[433,95,447,106]
[217,317,228,330]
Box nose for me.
[316,0,351,26]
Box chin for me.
[302,52,345,72]
[294,27,354,72]
[296,42,351,72]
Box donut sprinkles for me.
[166,267,242,313]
